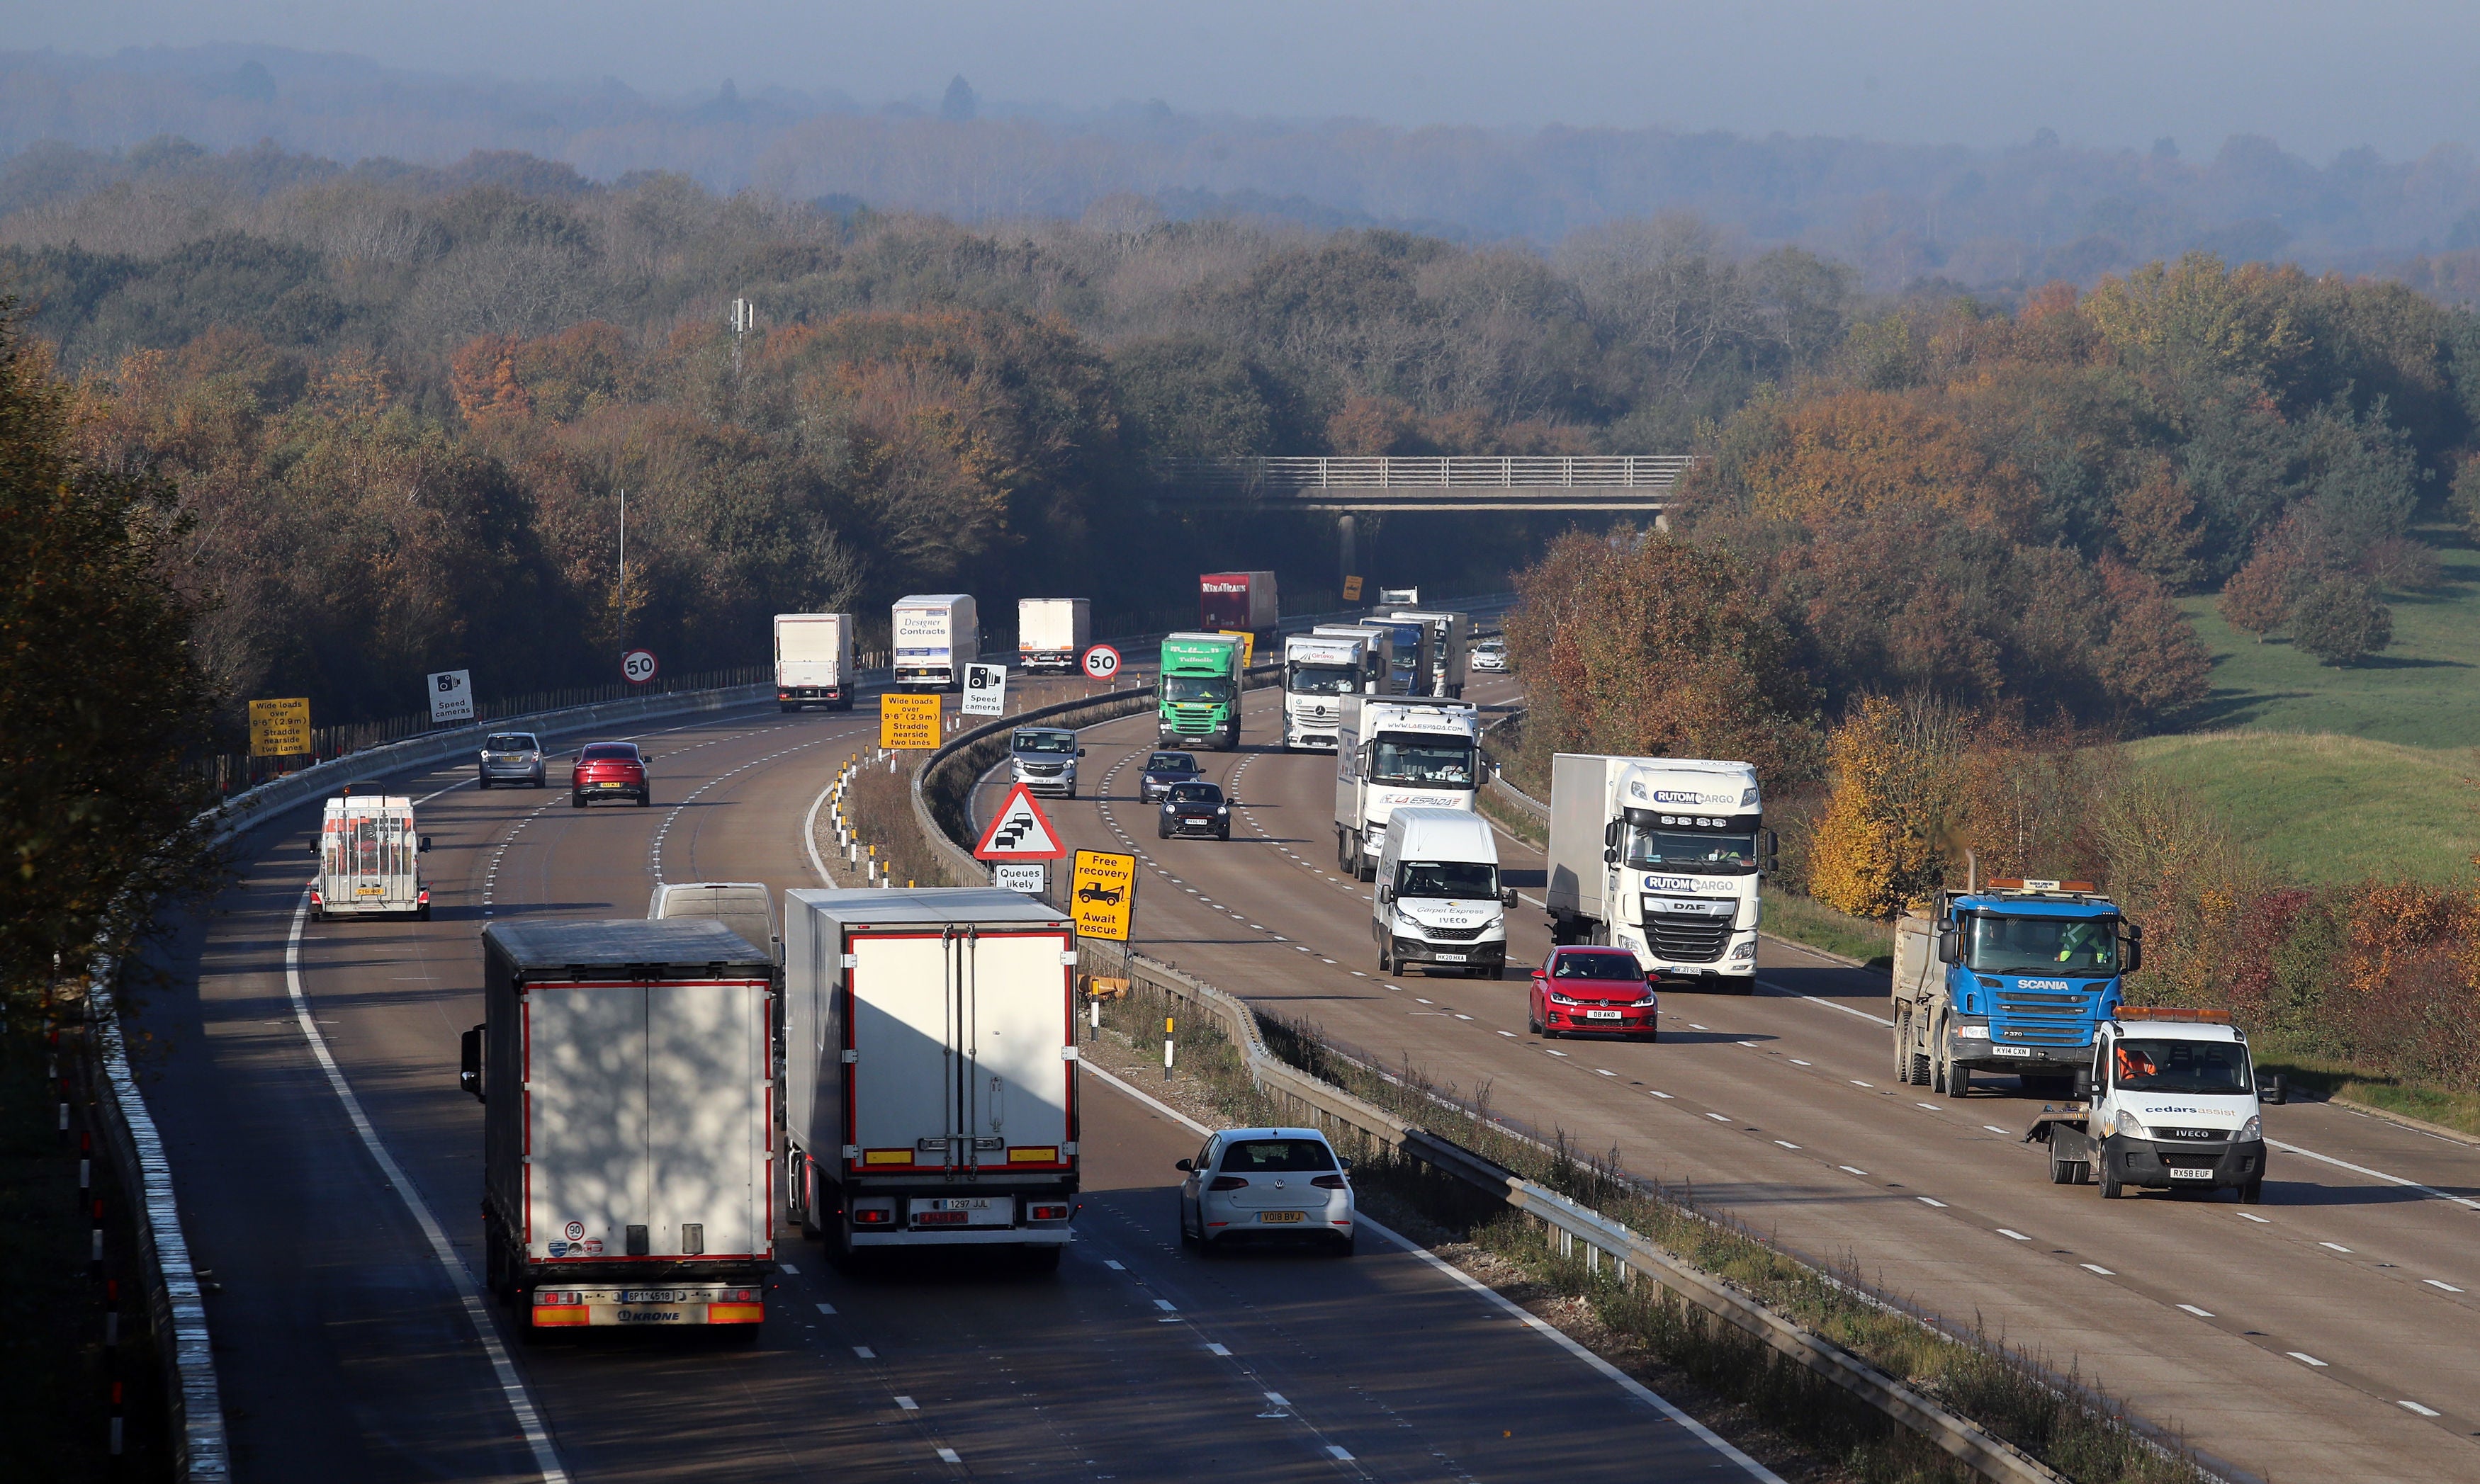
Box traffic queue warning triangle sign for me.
[973,783,1068,861]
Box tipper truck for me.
[1545,754,1774,992]
[1390,609,1470,698]
[1159,631,1247,750]
[1282,631,1383,751]
[463,919,777,1337]
[1200,571,1279,645]
[893,594,979,690]
[1016,598,1091,674]
[1334,696,1482,880]
[1892,879,2143,1099]
[2024,1007,2282,1202]
[782,888,1081,1271]
[775,612,857,710]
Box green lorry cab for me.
[1158,631,1246,752]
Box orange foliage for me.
[1740,390,2034,533]
[449,334,531,423]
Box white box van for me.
[1372,807,1514,978]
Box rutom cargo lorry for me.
[775,611,857,710]
[1158,631,1247,751]
[1200,571,1280,645]
[463,919,776,1337]
[1016,598,1091,674]
[1312,624,1401,693]
[893,594,979,690]
[1891,879,2143,1099]
[1390,609,1470,698]
[1545,755,1774,992]
[310,792,433,921]
[1334,696,1482,880]
[2024,1007,2281,1202]
[782,888,1080,1270]
[1373,805,1515,978]
[1282,631,1383,751]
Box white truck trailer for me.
[464,919,777,1336]
[782,888,1081,1271]
[774,612,857,710]
[1545,754,1774,992]
[1334,696,1482,880]
[1282,631,1381,752]
[310,792,432,921]
[892,594,979,690]
[1390,609,1471,698]
[1016,598,1091,673]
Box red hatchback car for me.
[1528,946,1659,1040]
[570,742,650,808]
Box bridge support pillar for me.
[1337,513,1357,589]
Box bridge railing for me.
[1152,455,1696,490]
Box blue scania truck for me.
[1890,878,2143,1099]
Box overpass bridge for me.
[1146,454,1693,512]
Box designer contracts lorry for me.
[775,611,857,710]
[1334,696,1482,880]
[782,888,1081,1270]
[463,919,776,1336]
[2026,1007,2279,1202]
[1016,598,1091,673]
[1545,754,1774,992]
[1892,879,2141,1099]
[892,594,979,690]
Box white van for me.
[648,880,779,964]
[1372,807,1514,978]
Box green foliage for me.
[2124,732,2480,886]
[2289,574,2394,665]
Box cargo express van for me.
[1372,807,1514,977]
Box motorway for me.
[972,674,2480,1484]
[142,685,1777,1483]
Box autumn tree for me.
[2097,561,2211,720]
[1807,694,1967,919]
[2216,540,2306,640]
[2290,576,2393,666]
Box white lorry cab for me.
[1283,632,1382,752]
[311,792,432,921]
[1545,754,1774,992]
[1312,625,1400,694]
[1373,807,1515,978]
[2028,1007,2282,1203]
[1334,697,1482,880]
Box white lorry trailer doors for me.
[893,594,980,689]
[1016,598,1092,672]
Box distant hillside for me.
[2127,732,2480,886]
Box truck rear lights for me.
[1027,1203,1070,1220]
[534,1291,583,1306]
[1207,1175,1249,1191]
[709,1303,764,1324]
[852,1208,894,1225]
[1310,1174,1347,1190]
[1007,1146,1059,1163]
[916,1211,969,1225]
[718,1288,760,1303]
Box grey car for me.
[478,731,546,789]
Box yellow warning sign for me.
[879,693,942,749]
[1341,575,1363,603]
[248,697,311,757]
[1216,630,1255,669]
[1068,849,1137,942]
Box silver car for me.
[1177,1127,1355,1255]
[1009,726,1083,798]
[1470,638,1508,672]
[478,731,546,789]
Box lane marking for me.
[1264,1390,1290,1405]
[936,1446,962,1463]
[854,1345,876,1358]
[1995,1228,2029,1240]
[2287,1352,2328,1367]
[1983,1125,2010,1135]
[2237,1212,2270,1224]
[896,1396,919,1411]
[1206,1343,1231,1356]
[1773,1140,1800,1150]
[2423,1279,2464,1292]
[2400,1400,2441,1417]
[2175,1303,2214,1317]
[1918,1197,1948,1208]
[1839,1165,1869,1177]
[1849,1080,1873,1088]
[2266,1138,2480,1212]
[2319,1242,2352,1253]
[2082,1264,2115,1276]
[1757,978,1894,1027]
[816,1303,836,1314]
[1326,1445,1354,1461]
[286,894,568,1483]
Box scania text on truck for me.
[463,919,776,1336]
[1545,755,1774,992]
[775,611,857,710]
[1373,806,1515,977]
[1282,632,1382,751]
[2025,1007,2281,1202]
[782,888,1081,1270]
[1199,571,1280,645]
[1892,879,2143,1099]
[892,594,979,691]
[1334,696,1482,880]
[1312,624,1400,693]
[1016,598,1091,674]
[310,792,432,921]
[1390,609,1470,698]
[1158,631,1246,751]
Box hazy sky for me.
[21,0,2480,161]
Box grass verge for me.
[1761,885,1894,968]
[2123,731,2480,887]
[2247,1034,2480,1139]
[841,751,957,888]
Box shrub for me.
[2289,575,2393,665]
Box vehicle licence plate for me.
[1258,1211,1304,1223]
[2168,1167,2214,1180]
[618,1289,689,1303]
[355,884,384,896]
[1586,1009,1623,1020]
[599,781,623,788]
[1990,1045,2033,1058]
[1433,953,1467,963]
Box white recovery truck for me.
[776,611,857,710]
[1282,631,1382,752]
[464,919,777,1336]
[782,888,1081,1270]
[892,594,979,691]
[1334,696,1481,880]
[1545,754,1774,992]
[1017,598,1091,674]
[2024,1007,2283,1202]
[310,792,432,921]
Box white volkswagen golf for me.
[1177,1127,1356,1256]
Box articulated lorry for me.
[310,793,432,921]
[2025,1007,2280,1202]
[775,612,857,710]
[892,594,979,690]
[1334,696,1482,880]
[1891,880,2143,1098]
[1016,598,1091,674]
[1200,571,1280,645]
[1390,609,1470,698]
[1545,755,1774,992]
[1282,631,1383,751]
[1312,625,1400,693]
[464,919,776,1336]
[1159,631,1247,751]
[1363,616,1436,696]
[782,888,1081,1270]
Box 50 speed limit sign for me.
[1081,644,1121,681]
[621,648,660,684]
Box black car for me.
[1159,781,1231,840]
[1139,751,1202,802]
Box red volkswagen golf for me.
[570,742,650,808]
[1528,946,1659,1040]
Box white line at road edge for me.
[2265,1138,2480,1213]
[286,893,568,1483]
[1078,1060,1787,1484]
